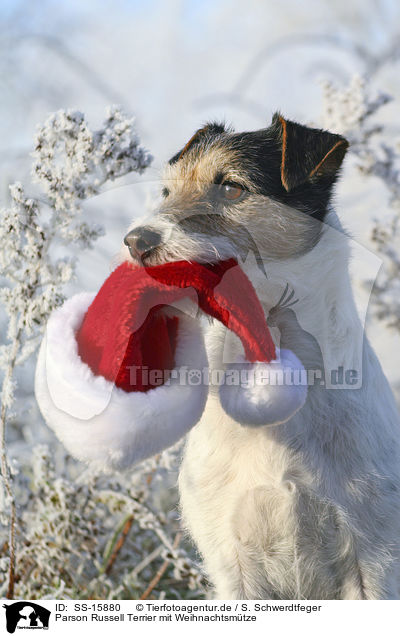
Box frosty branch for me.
[321,76,400,333]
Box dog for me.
[122,113,400,599]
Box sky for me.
[2,0,399,168]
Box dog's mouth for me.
[131,245,187,269]
[131,246,161,266]
[127,240,226,269]
[130,244,269,282]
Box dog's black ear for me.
[169,122,226,165]
[271,113,349,192]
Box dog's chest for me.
[178,394,304,595]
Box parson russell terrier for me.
[122,114,400,599]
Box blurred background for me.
[2,0,400,163]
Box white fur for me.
[179,211,400,599]
[35,293,208,472]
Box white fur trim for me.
[219,348,308,427]
[35,293,208,471]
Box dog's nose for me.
[124,227,162,258]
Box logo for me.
[3,603,50,633]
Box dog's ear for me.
[271,113,349,192]
[169,122,226,165]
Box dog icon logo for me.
[3,602,50,633]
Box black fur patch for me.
[169,114,348,221]
[225,114,348,221]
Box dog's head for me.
[123,113,348,268]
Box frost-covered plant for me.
[33,108,151,217]
[10,445,205,599]
[0,106,152,598]
[0,107,205,601]
[321,76,400,331]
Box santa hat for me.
[35,258,307,471]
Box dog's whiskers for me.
[273,284,299,310]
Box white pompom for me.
[219,348,307,427]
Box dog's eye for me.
[220,183,244,201]
[162,187,170,198]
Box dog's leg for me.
[232,482,396,600]
[229,483,300,599]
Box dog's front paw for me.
[219,348,307,427]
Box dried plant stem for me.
[140,531,182,600]
[104,515,135,575]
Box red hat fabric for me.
[76,258,276,392]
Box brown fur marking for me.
[279,116,289,191]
